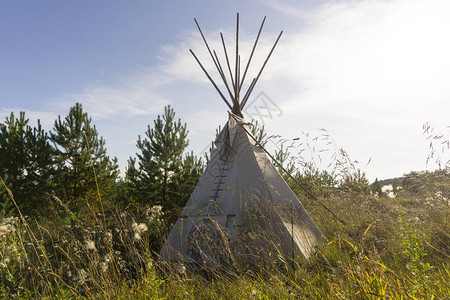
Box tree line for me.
[0,103,203,224]
[1,102,375,224]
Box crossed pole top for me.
[190,13,283,117]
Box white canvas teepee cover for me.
[160,113,325,264]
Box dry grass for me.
[1,172,449,299]
[0,128,449,299]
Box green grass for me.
[0,169,449,299]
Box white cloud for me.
[268,0,450,110]
[53,68,174,120]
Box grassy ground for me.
[0,170,449,299]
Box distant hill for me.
[372,177,404,186]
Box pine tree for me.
[169,151,204,219]
[0,112,54,215]
[50,103,119,209]
[340,169,370,194]
[371,178,383,196]
[119,157,141,205]
[249,120,268,147]
[126,106,203,223]
[0,173,14,217]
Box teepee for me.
[160,14,325,265]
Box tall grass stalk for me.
[0,132,449,298]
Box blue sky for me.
[1,0,450,181]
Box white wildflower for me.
[0,225,9,236]
[99,261,108,273]
[381,184,393,193]
[105,231,113,243]
[146,205,163,222]
[150,205,162,215]
[132,222,148,234]
[78,269,87,284]
[85,239,97,251]
[387,191,396,198]
[1,216,17,225]
[381,185,396,198]
[134,232,141,241]
[137,223,148,234]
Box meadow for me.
[0,108,449,299]
[1,166,449,299]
